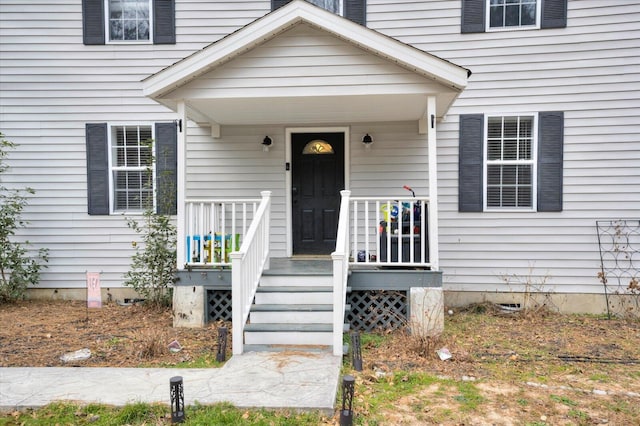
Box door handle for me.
[292,187,298,204]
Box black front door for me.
[291,132,345,255]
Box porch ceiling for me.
[181,93,449,126]
[143,0,469,127]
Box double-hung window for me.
[110,125,154,212]
[86,122,177,216]
[461,0,566,33]
[485,115,535,209]
[488,0,537,29]
[107,0,151,43]
[458,112,564,213]
[82,0,175,45]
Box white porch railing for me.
[184,197,261,267]
[331,190,351,356]
[231,191,272,355]
[349,197,431,268]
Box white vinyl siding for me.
[367,0,640,293]
[0,1,266,289]
[1,0,639,298]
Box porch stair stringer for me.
[243,274,350,353]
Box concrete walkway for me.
[0,351,342,414]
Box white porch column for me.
[427,96,439,271]
[176,101,187,270]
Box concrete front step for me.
[242,344,333,353]
[254,286,333,305]
[244,323,333,346]
[249,304,333,324]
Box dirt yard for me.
[1,300,639,424]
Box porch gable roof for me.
[142,0,470,125]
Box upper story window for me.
[107,0,151,42]
[488,0,537,29]
[308,0,341,14]
[271,0,366,26]
[82,0,175,45]
[461,0,566,33]
[111,125,154,212]
[485,115,535,209]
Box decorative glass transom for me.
[302,140,335,155]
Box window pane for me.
[110,1,122,19]
[110,20,123,40]
[502,186,516,207]
[489,5,504,28]
[487,165,501,185]
[518,186,532,207]
[502,165,517,185]
[137,0,149,18]
[503,139,518,160]
[138,20,149,40]
[308,0,340,14]
[518,164,532,184]
[503,117,518,139]
[522,3,536,25]
[487,187,501,207]
[519,139,532,160]
[487,140,502,160]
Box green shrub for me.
[0,133,48,303]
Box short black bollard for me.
[339,375,355,426]
[216,326,228,362]
[170,376,185,423]
[350,331,363,372]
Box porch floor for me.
[0,351,341,413]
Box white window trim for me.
[107,123,156,215]
[483,113,538,212]
[485,0,541,32]
[104,0,153,45]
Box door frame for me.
[285,126,351,257]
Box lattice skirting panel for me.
[346,290,408,332]
[207,290,232,322]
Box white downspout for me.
[427,96,439,271]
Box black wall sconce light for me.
[362,133,373,148]
[262,136,273,152]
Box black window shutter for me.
[344,0,366,25]
[154,0,176,44]
[461,0,486,33]
[458,114,485,212]
[155,122,178,215]
[272,0,292,10]
[537,111,564,212]
[541,0,567,29]
[82,0,105,45]
[86,123,109,215]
